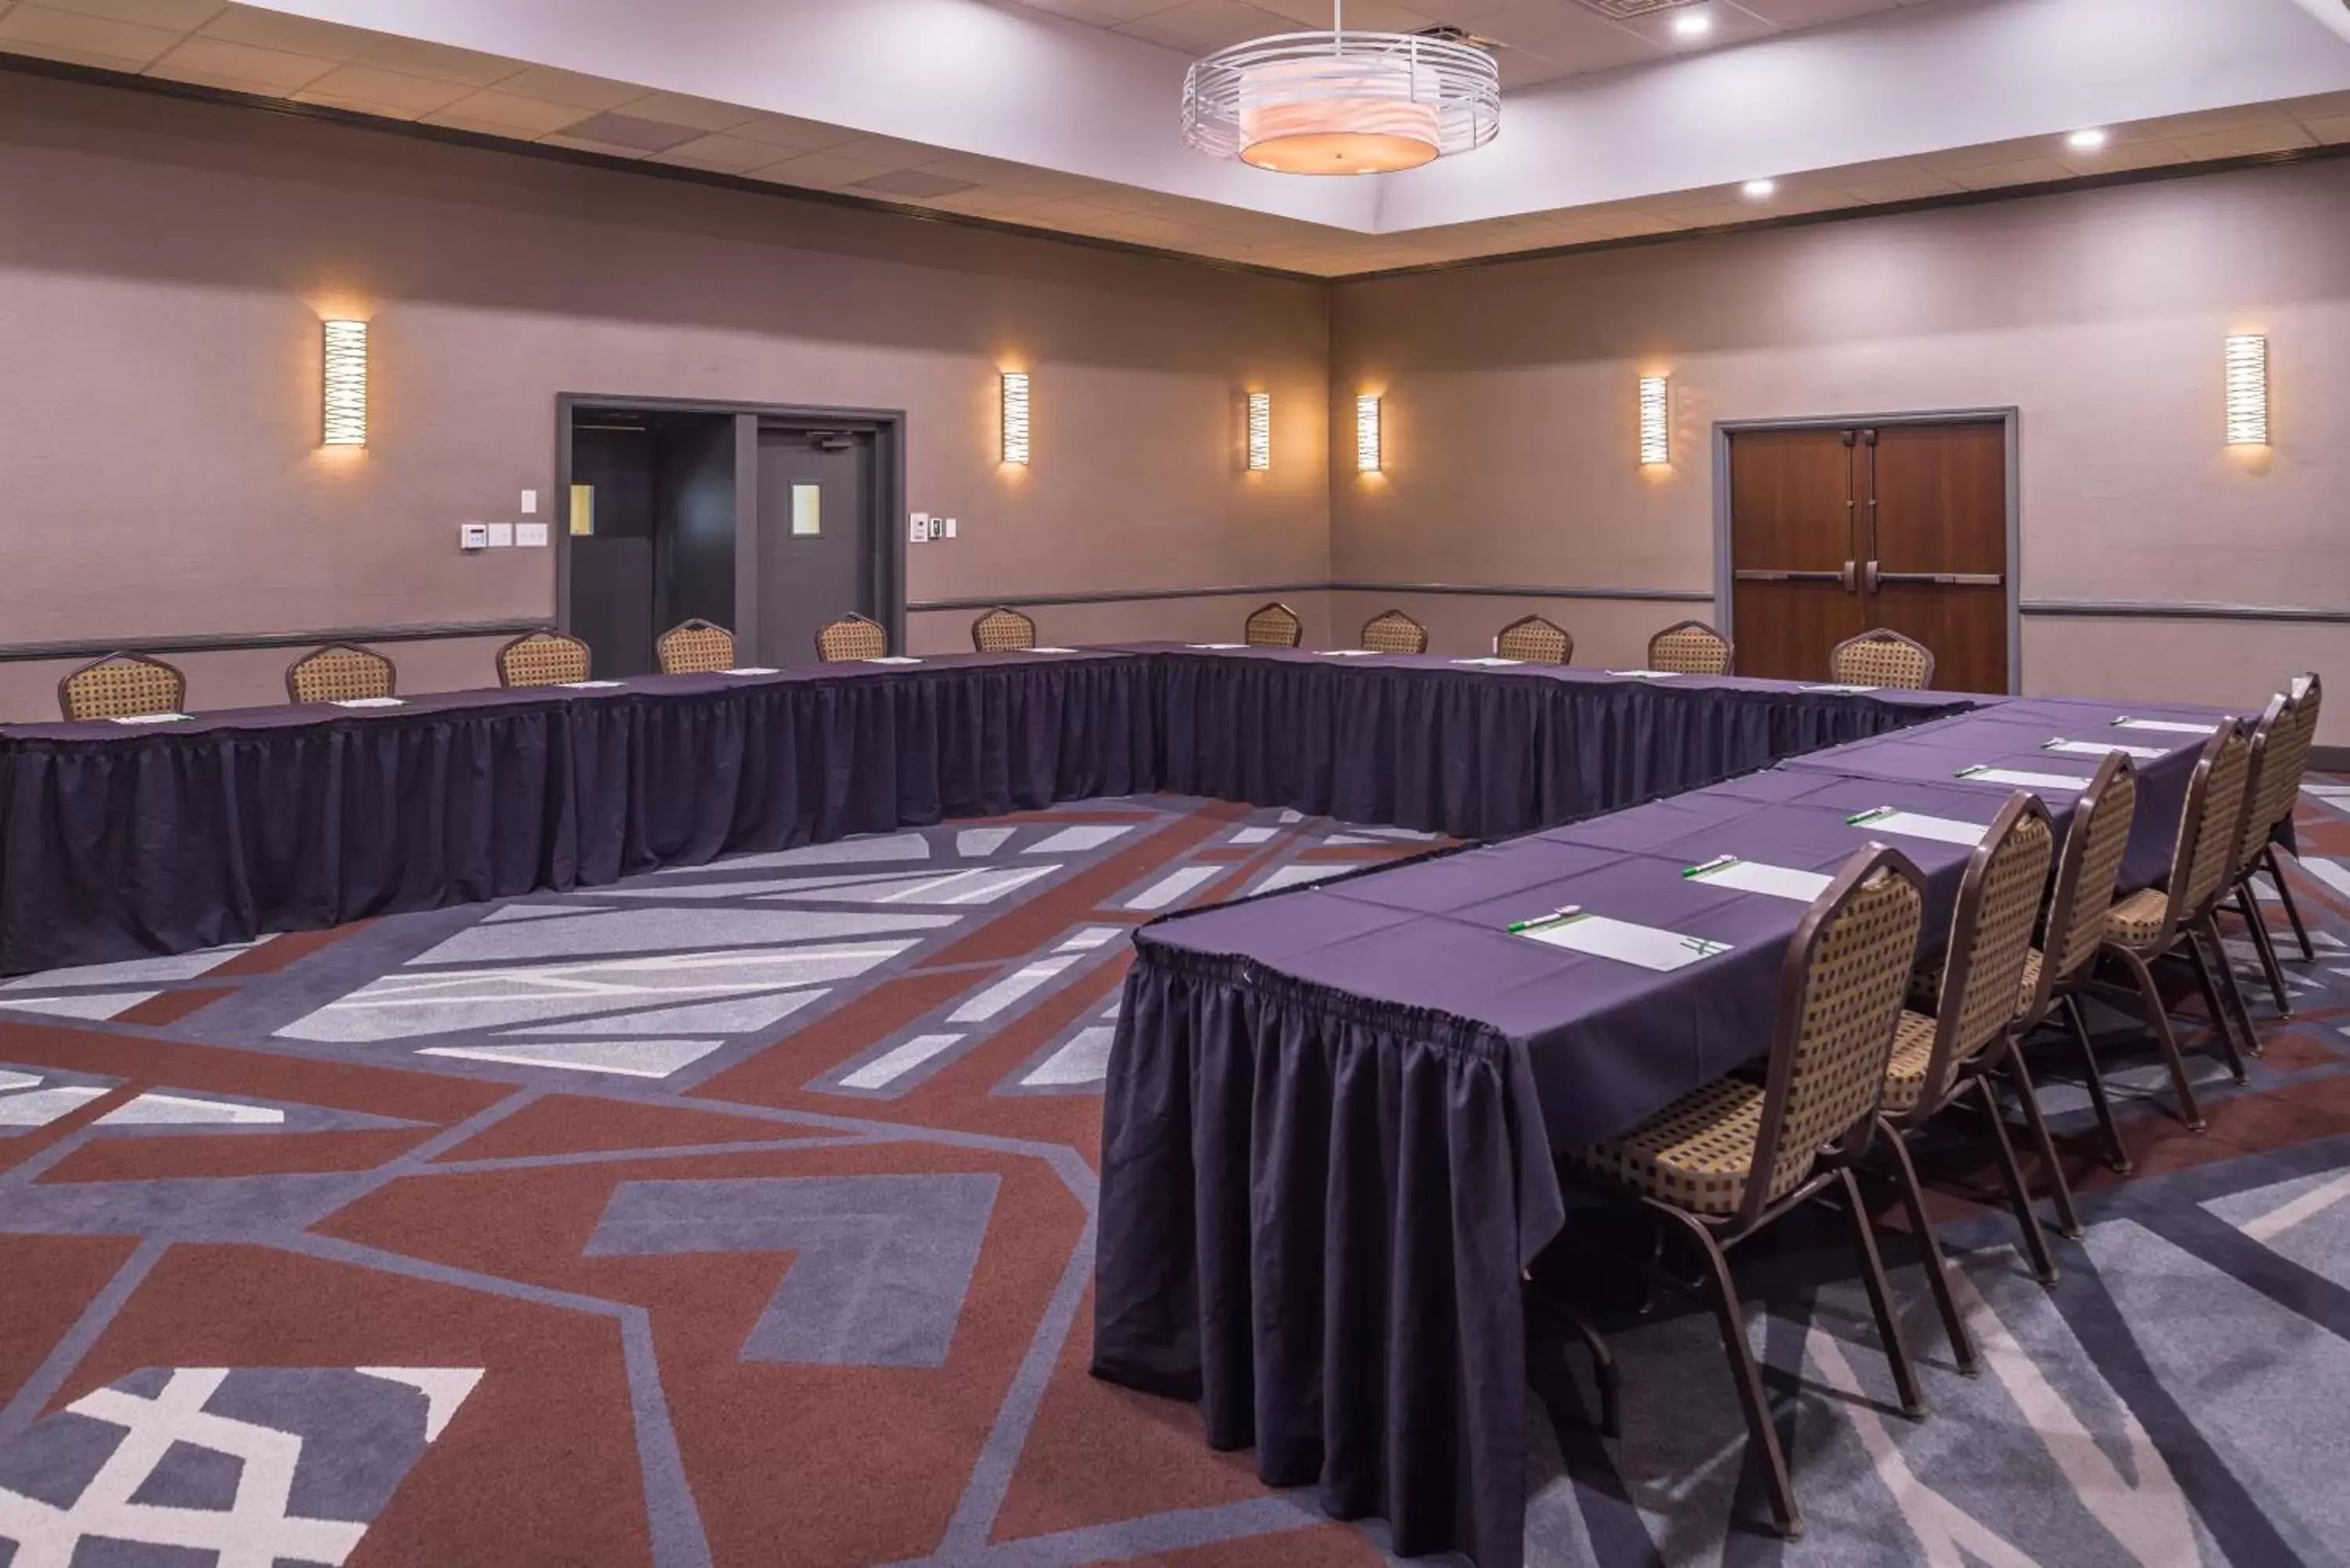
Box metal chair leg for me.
[2181,927,2249,1083]
[2002,1051,2084,1241]
[2204,911,2267,1060]
[2063,992,2133,1174]
[2266,845,2316,963]
[2235,878,2292,1017]
[1661,1205,1802,1541]
[1875,1117,1979,1375]
[1837,1168,1927,1420]
[2111,945,2206,1133]
[1975,1074,2059,1284]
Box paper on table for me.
[1452,656,1524,667]
[2044,738,2165,760]
[559,680,625,689]
[865,656,922,665]
[111,712,190,724]
[1318,649,1382,657]
[1185,643,1246,650]
[1517,912,1732,971]
[1957,765,2093,792]
[720,667,781,677]
[1846,806,1988,846]
[1801,682,1879,694]
[1025,646,1080,654]
[329,697,404,709]
[1606,669,1679,679]
[2114,717,2218,735]
[1684,856,1835,902]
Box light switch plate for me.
[485,522,515,547]
[519,489,539,515]
[515,522,549,547]
[944,518,958,538]
[909,512,929,544]
[459,522,490,551]
[927,517,944,540]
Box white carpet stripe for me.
[2242,1170,2350,1244]
[1125,866,1221,911]
[1021,1026,1117,1087]
[949,956,1080,1024]
[839,1033,964,1089]
[2303,858,2350,900]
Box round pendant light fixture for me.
[1181,5,1499,176]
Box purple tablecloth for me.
[0,650,1155,974]
[1093,692,2229,1568]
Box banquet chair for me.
[1494,614,1572,664]
[972,606,1036,652]
[1242,601,1303,649]
[495,630,592,688]
[1646,619,1734,676]
[1830,628,1935,689]
[60,652,186,721]
[656,619,736,676]
[1878,794,2059,1373]
[2229,674,2321,1011]
[816,612,888,662]
[285,643,395,703]
[1563,845,1927,1540]
[1359,608,1428,654]
[2095,716,2254,1125]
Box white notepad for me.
[2044,738,2164,761]
[720,667,780,677]
[1683,856,1835,902]
[1025,646,1079,654]
[1186,643,1246,650]
[2114,717,2217,735]
[1801,683,1879,695]
[1957,766,2092,792]
[1517,912,1732,971]
[330,697,404,709]
[111,712,190,724]
[1318,649,1382,657]
[1846,807,1988,846]
[1452,657,1524,667]
[1607,669,1679,679]
[865,656,922,665]
[559,680,625,689]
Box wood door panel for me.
[1868,422,2006,572]
[1868,583,2005,693]
[1730,427,1855,571]
[1732,580,1858,682]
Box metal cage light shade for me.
[1184,27,1499,175]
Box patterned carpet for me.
[1,782,2347,1566]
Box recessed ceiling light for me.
[1672,10,1712,38]
[2066,128,2110,150]
[1741,178,1777,199]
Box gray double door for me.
[561,403,888,674]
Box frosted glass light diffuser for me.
[1356,394,1381,474]
[322,319,367,446]
[1246,392,1271,471]
[1638,375,1669,465]
[1001,371,1031,464]
[2224,334,2267,445]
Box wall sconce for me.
[2224,334,2268,446]
[321,319,368,446]
[1000,370,1031,464]
[1356,394,1381,475]
[1638,374,1669,466]
[1246,392,1271,471]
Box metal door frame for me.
[555,393,908,658]
[1711,407,2020,693]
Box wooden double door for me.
[1727,420,2011,692]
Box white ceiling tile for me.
[421,88,595,135]
[1830,168,1965,203]
[1114,0,1292,52]
[2304,114,2350,145]
[0,3,181,68]
[199,4,370,57]
[2051,138,2191,176]
[606,89,761,134]
[645,132,796,174]
[1943,156,2077,190]
[536,131,656,159]
[819,133,952,173]
[146,34,340,92]
[1730,0,1896,29]
[490,62,644,110]
[2168,122,2316,161]
[294,61,475,117]
[27,0,219,28]
[1609,2,1775,52]
[344,34,518,87]
[753,150,897,189]
[1009,0,1184,24]
[727,111,863,152]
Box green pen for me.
[1507,904,1583,934]
[1846,806,1895,826]
[1680,936,1730,957]
[1955,764,1990,779]
[1683,855,1738,880]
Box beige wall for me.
[1329,156,2350,739]
[0,74,1329,718]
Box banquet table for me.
[1091,692,2238,1568]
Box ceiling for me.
[3,0,2348,276]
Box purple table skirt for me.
[1093,688,2240,1568]
[0,650,1155,974]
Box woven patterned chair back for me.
[656,620,736,676]
[817,614,888,663]
[1494,615,1571,665]
[287,644,394,704]
[1829,629,1935,689]
[972,608,1036,652]
[1243,602,1303,649]
[1360,609,1428,655]
[1646,620,1733,676]
[497,631,591,688]
[61,653,186,721]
